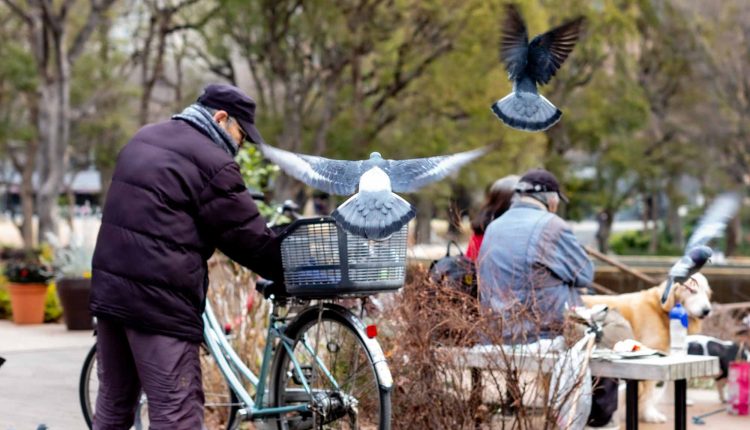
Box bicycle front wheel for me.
[269,304,391,430]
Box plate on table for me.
[616,350,663,359]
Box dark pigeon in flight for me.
[492,4,585,131]
[661,192,742,304]
[258,143,489,239]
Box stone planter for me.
[7,282,48,324]
[56,277,93,330]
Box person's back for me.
[477,170,593,343]
[91,118,281,341]
[89,84,282,430]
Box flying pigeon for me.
[492,4,585,132]
[258,142,489,239]
[661,192,743,304]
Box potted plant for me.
[4,254,54,324]
[48,233,95,330]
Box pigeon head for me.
[688,245,712,266]
[363,152,386,170]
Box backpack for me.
[428,241,478,298]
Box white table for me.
[589,354,720,430]
[438,347,720,430]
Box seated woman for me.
[466,175,519,261]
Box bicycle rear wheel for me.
[79,343,239,429]
[269,304,391,430]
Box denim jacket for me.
[477,201,593,342]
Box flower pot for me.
[7,282,48,324]
[57,277,93,330]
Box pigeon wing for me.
[388,147,489,193]
[685,192,742,251]
[258,143,362,196]
[668,254,694,280]
[500,4,529,81]
[527,16,585,85]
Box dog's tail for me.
[491,91,562,132]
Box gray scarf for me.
[173,104,239,157]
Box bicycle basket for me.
[279,217,407,298]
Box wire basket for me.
[279,217,408,298]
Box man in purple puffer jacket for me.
[90,84,283,429]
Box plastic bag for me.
[549,332,595,430]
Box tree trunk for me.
[98,165,115,208]
[726,215,741,257]
[414,195,433,244]
[18,94,41,249]
[648,192,660,254]
[595,209,614,253]
[36,76,70,244]
[667,197,683,251]
[19,170,35,249]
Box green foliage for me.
[45,282,63,322]
[0,41,37,92]
[236,145,280,218]
[0,280,10,319]
[609,229,682,256]
[236,145,280,192]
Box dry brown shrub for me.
[701,305,750,345]
[204,254,267,430]
[379,265,592,430]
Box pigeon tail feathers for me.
[332,191,415,240]
[492,91,561,132]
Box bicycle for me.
[79,197,404,429]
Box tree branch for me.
[68,0,117,63]
[1,0,31,23]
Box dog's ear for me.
[660,280,677,311]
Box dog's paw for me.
[641,407,667,423]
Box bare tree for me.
[131,0,217,125]
[205,0,466,203]
[2,0,118,243]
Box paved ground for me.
[1,320,749,429]
[0,321,95,430]
[632,388,748,429]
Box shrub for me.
[608,229,682,255]
[45,282,63,322]
[0,280,10,319]
[379,265,591,429]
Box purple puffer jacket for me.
[90,119,283,342]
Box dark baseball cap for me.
[197,84,264,144]
[515,168,569,203]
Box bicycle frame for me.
[201,296,393,423]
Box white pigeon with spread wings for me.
[258,142,489,239]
